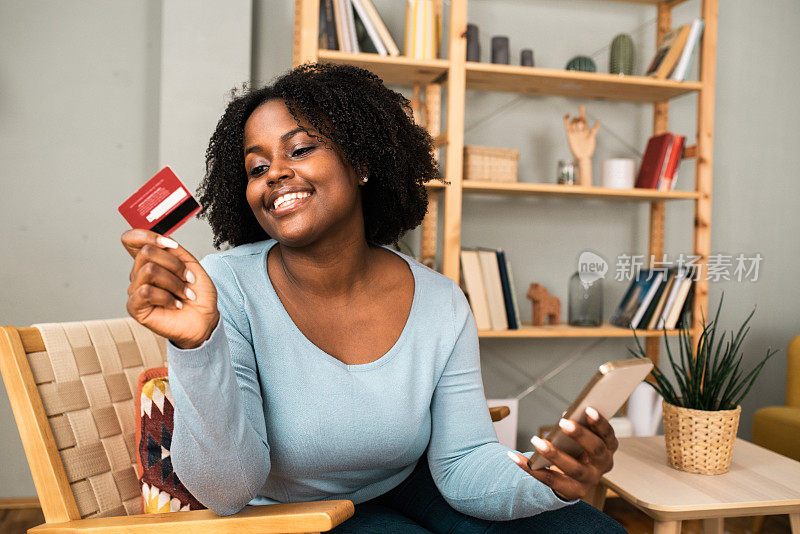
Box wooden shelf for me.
[478,323,686,339]
[317,50,448,86]
[465,62,702,102]
[427,180,700,201]
[315,52,701,103]
[604,0,689,4]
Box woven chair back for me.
[19,318,166,520]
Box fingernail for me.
[559,419,576,433]
[585,406,599,421]
[185,269,196,284]
[175,300,183,309]
[157,236,178,249]
[506,451,522,465]
[185,287,196,301]
[531,435,550,452]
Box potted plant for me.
[628,293,779,474]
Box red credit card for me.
[118,167,201,236]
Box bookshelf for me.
[293,0,718,367]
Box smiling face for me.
[243,98,365,248]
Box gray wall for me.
[1,0,798,498]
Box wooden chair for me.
[0,318,510,533]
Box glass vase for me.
[568,271,602,326]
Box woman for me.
[121,62,626,533]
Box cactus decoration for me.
[610,33,634,75]
[565,55,596,72]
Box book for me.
[630,271,664,329]
[495,249,520,329]
[645,24,692,79]
[674,283,695,329]
[353,7,378,54]
[319,0,338,51]
[611,269,662,329]
[319,0,327,50]
[477,248,508,330]
[635,133,674,189]
[351,0,387,55]
[658,135,686,191]
[610,277,641,327]
[665,277,693,329]
[344,0,359,53]
[404,0,438,59]
[611,277,643,328]
[332,0,349,52]
[669,19,705,81]
[646,269,677,330]
[655,268,688,329]
[637,270,671,329]
[460,249,492,331]
[358,0,400,56]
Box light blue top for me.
[166,239,579,519]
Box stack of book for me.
[634,132,686,191]
[645,18,705,81]
[403,0,440,59]
[319,0,400,56]
[610,268,694,331]
[460,248,521,331]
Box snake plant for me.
[628,293,779,411]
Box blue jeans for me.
[330,455,627,533]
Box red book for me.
[635,133,674,189]
[659,134,686,191]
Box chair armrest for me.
[28,500,354,534]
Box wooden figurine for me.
[563,105,600,187]
[527,283,561,326]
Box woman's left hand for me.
[507,406,618,501]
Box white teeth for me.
[273,191,311,209]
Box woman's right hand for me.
[121,229,219,349]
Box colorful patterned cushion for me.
[135,367,205,513]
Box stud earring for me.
[361,175,369,183]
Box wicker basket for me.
[662,399,741,475]
[463,145,519,182]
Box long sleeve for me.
[166,254,271,516]
[425,280,581,521]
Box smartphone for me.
[528,358,654,470]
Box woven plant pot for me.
[662,399,741,474]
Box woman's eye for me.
[293,146,314,157]
[249,164,269,177]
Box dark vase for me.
[521,49,534,67]
[466,24,480,62]
[491,36,509,64]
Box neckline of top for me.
[259,239,420,371]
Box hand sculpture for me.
[563,105,600,187]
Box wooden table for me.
[589,435,800,534]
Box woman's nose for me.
[266,158,294,185]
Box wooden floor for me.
[0,498,792,533]
[1,507,44,534]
